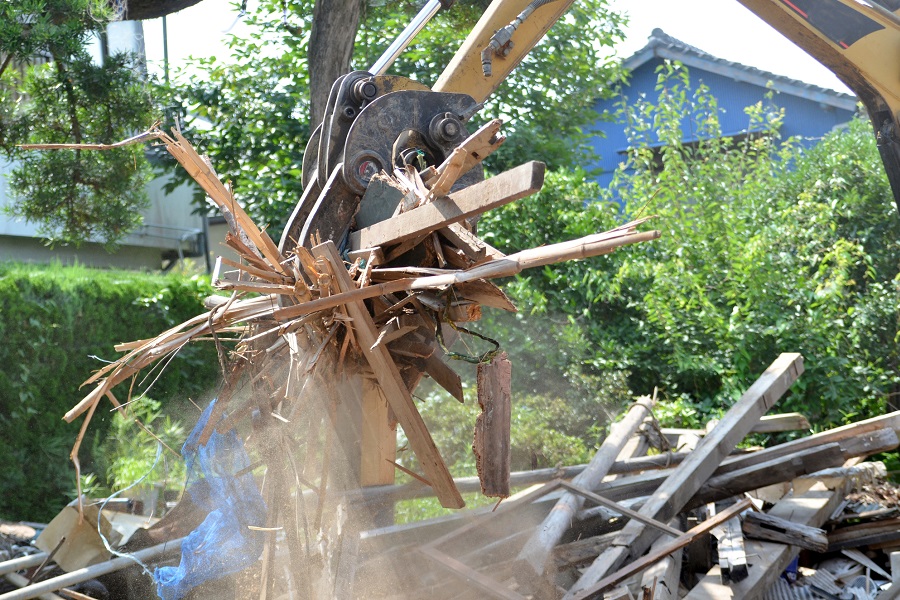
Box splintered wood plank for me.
[564,353,804,600]
[683,484,845,600]
[439,222,506,263]
[474,352,512,497]
[313,242,464,509]
[424,352,464,403]
[350,161,545,250]
[360,378,397,487]
[741,511,828,552]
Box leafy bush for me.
[0,263,218,521]
[480,62,900,433]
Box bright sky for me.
[141,0,852,94]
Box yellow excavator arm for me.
[738,0,900,205]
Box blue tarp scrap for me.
[154,399,267,600]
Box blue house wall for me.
[589,30,857,189]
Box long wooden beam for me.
[313,242,464,509]
[564,353,804,600]
[350,161,545,250]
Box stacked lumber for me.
[347,357,900,600]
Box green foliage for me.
[0,263,218,521]
[158,0,625,236]
[95,398,188,499]
[480,62,900,429]
[0,0,154,246]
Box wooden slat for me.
[564,353,804,600]
[558,481,682,538]
[350,161,545,250]
[313,242,463,508]
[360,379,397,487]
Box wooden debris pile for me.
[8,126,659,598]
[5,129,900,600]
[349,354,900,600]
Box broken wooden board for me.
[439,222,506,264]
[564,353,804,600]
[474,352,512,498]
[360,379,397,487]
[350,161,545,250]
[742,511,828,552]
[313,242,464,509]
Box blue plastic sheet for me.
[154,399,267,600]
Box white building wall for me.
[0,21,209,271]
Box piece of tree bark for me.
[564,353,804,600]
[742,511,828,552]
[474,352,512,497]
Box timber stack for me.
[1,129,898,600]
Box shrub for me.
[0,263,218,521]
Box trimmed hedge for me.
[0,263,219,521]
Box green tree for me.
[481,62,900,428]
[0,0,154,246]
